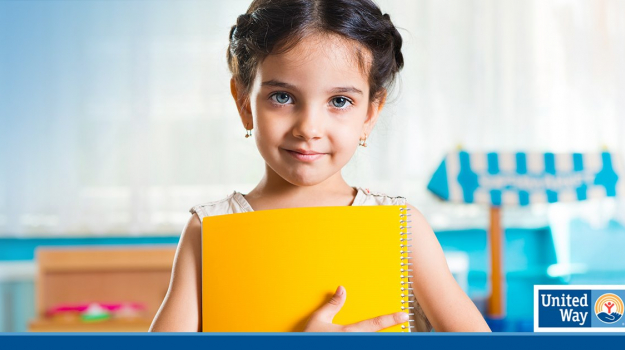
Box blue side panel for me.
[427,159,450,201]
[457,151,479,203]
[487,152,500,174]
[546,190,558,203]
[487,153,501,206]
[576,184,588,201]
[573,153,587,201]
[518,190,530,206]
[544,153,556,175]
[515,153,527,175]
[572,153,584,171]
[594,152,619,197]
[544,153,557,203]
[516,153,530,206]
[490,190,502,206]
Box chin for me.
[281,171,329,187]
[284,176,325,187]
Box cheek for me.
[253,112,290,151]
[330,125,361,152]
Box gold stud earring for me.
[245,123,252,138]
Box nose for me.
[292,104,324,141]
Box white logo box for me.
[534,285,625,333]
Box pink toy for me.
[46,302,146,320]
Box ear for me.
[230,78,253,130]
[362,89,387,139]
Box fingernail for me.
[400,312,409,321]
[336,286,343,296]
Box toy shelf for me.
[28,245,177,332]
[28,318,154,332]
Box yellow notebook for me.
[201,205,413,332]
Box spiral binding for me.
[399,206,415,332]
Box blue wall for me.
[436,227,564,331]
[567,218,625,285]
[0,236,180,261]
[0,236,181,332]
[0,228,560,332]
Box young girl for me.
[149,0,491,332]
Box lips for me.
[284,148,326,162]
[290,148,323,155]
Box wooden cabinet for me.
[28,245,176,332]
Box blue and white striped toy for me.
[427,151,623,206]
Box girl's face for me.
[233,33,384,187]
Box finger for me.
[311,285,347,323]
[344,311,409,332]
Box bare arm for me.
[406,203,491,332]
[149,213,203,332]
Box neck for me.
[244,164,357,209]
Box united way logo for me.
[595,293,624,324]
[535,285,625,332]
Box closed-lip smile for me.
[289,148,323,155]
[283,148,326,162]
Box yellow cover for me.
[202,205,410,332]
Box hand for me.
[303,285,410,332]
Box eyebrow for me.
[261,80,363,95]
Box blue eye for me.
[331,97,351,108]
[271,92,292,104]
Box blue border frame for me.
[1,333,625,349]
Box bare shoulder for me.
[149,213,203,332]
[180,212,202,253]
[405,202,491,332]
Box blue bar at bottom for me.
[1,333,625,350]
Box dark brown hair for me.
[227,0,404,102]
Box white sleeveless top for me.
[189,187,433,332]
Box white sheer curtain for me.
[1,0,624,237]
